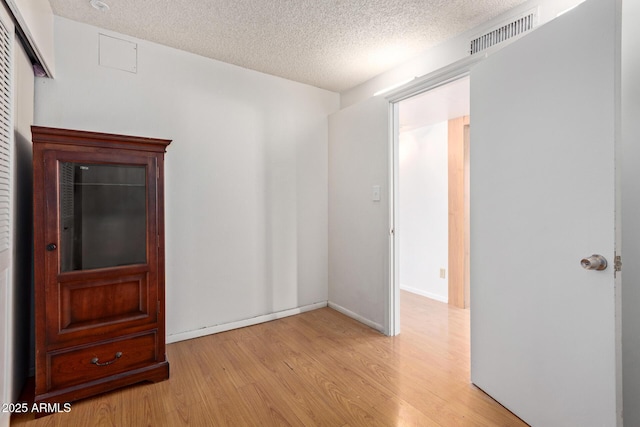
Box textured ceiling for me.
[48,0,527,92]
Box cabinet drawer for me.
[46,331,158,391]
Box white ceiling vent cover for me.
[470,9,537,55]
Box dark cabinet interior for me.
[59,163,147,272]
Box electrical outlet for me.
[440,268,446,279]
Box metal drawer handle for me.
[91,351,122,366]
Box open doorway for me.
[394,76,470,324]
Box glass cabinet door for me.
[58,163,147,272]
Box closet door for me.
[0,4,13,427]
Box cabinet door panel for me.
[57,269,155,333]
[43,150,159,344]
[43,150,158,277]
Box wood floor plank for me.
[11,291,527,426]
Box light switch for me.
[372,185,381,201]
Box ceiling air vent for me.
[470,9,537,55]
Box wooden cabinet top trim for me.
[31,126,172,153]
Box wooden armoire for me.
[32,126,170,409]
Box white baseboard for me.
[400,284,448,303]
[166,301,328,344]
[327,301,384,333]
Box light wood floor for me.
[12,291,527,426]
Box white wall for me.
[399,122,448,302]
[328,96,389,332]
[35,17,339,342]
[621,0,640,424]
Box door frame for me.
[383,54,487,336]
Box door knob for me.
[581,254,607,271]
[46,243,57,251]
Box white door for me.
[471,0,621,426]
[470,0,621,425]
